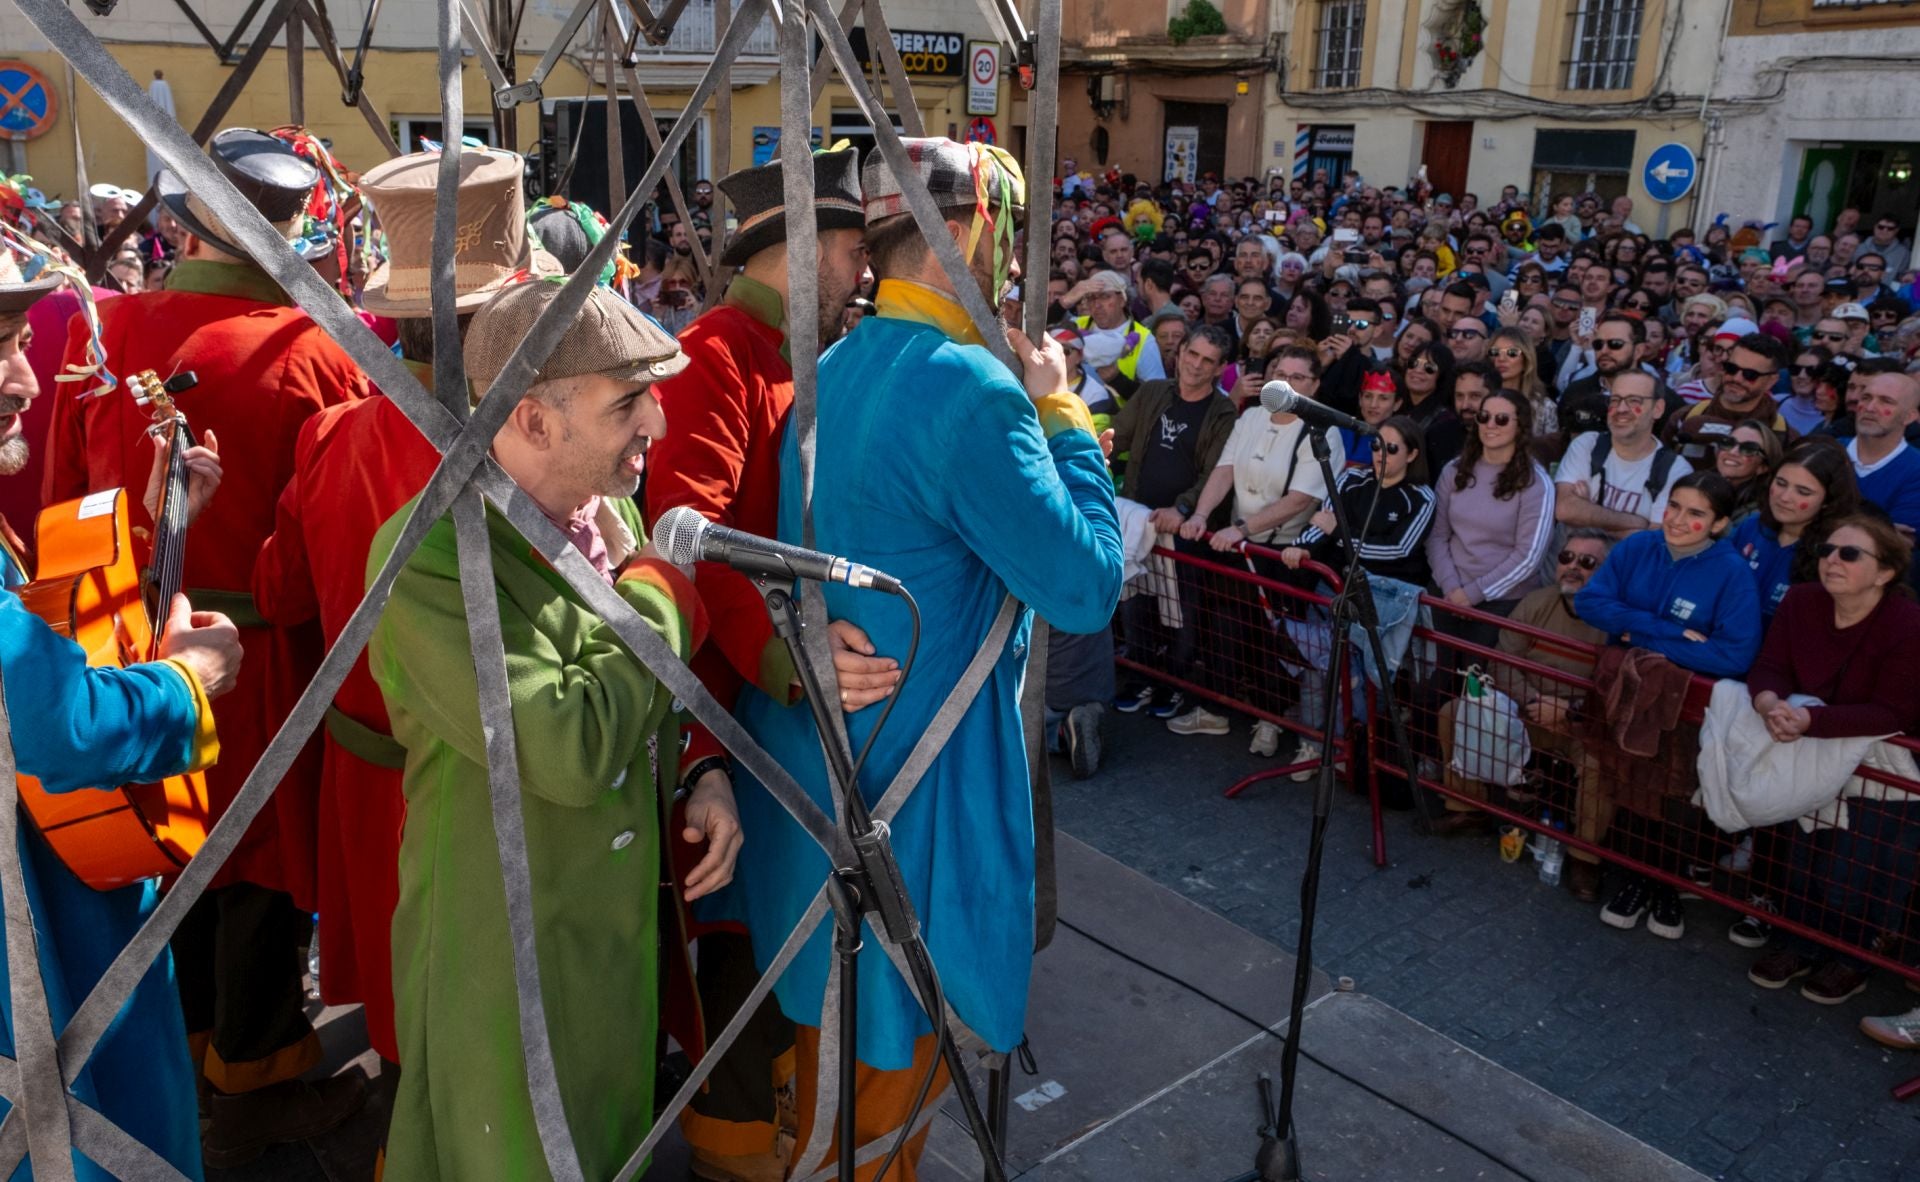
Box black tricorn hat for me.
[156,128,320,256]
[716,147,863,268]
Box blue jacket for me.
[1855,441,1920,532]
[1729,516,1798,631]
[711,299,1123,1069]
[0,567,206,1180]
[1573,531,1763,679]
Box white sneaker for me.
[1717,833,1755,874]
[1249,720,1284,757]
[1860,1006,1920,1051]
[1291,739,1323,781]
[1167,705,1231,736]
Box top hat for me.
[359,148,558,317]
[715,148,864,268]
[156,128,320,257]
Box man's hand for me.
[827,619,901,711]
[1148,506,1186,534]
[1007,325,1070,405]
[1526,695,1572,726]
[156,593,242,698]
[143,428,222,526]
[1279,546,1307,569]
[680,768,743,901]
[1098,428,1115,460]
[1681,629,1708,642]
[1209,524,1246,551]
[1177,515,1208,541]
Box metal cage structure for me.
[0,0,1064,1173]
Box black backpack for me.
[1590,433,1679,510]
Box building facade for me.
[0,0,1009,210]
[1263,0,1729,230]
[1057,0,1277,183]
[1707,0,1920,240]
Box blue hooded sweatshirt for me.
[1729,515,1798,631]
[1573,530,1763,679]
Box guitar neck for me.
[147,416,193,630]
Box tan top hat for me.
[359,147,559,317]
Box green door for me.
[1794,147,1851,231]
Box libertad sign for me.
[845,27,966,79]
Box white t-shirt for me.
[1217,410,1345,543]
[1557,430,1692,527]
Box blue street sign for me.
[1643,142,1698,205]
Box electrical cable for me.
[845,585,920,792]
[1054,916,1545,1182]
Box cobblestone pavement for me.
[1050,711,1920,1182]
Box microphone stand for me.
[757,582,1009,1182]
[1223,426,1426,1182]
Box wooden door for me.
[1422,120,1474,199]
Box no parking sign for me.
[965,116,996,146]
[0,63,56,141]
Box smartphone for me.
[1331,227,1359,245]
[1501,288,1519,316]
[1330,313,1351,334]
[1343,249,1368,265]
[1577,306,1597,338]
[1265,209,1285,225]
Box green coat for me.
[368,495,697,1182]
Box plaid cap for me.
[862,137,1025,226]
[465,280,688,392]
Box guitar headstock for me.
[127,369,199,422]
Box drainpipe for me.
[1694,0,1736,225]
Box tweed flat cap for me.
[465,279,688,393]
[861,137,1025,226]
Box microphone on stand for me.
[653,506,903,593]
[1259,380,1379,437]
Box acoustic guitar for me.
[14,369,214,890]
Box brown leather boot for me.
[201,1073,367,1168]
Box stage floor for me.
[212,832,1707,1181]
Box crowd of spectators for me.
[1042,161,1920,1051]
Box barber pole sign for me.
[1293,127,1311,180]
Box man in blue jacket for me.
[709,138,1123,1178]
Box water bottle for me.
[1538,820,1565,887]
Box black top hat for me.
[156,128,320,257]
[715,148,863,269]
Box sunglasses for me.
[1551,298,1582,310]
[1556,550,1601,571]
[1486,345,1529,361]
[1595,337,1632,350]
[1724,362,1778,383]
[1790,363,1821,376]
[1817,542,1880,564]
[1811,330,1848,342]
[1410,360,1440,374]
[1447,328,1486,340]
[1347,318,1373,331]
[1378,441,1405,456]
[1714,439,1766,457]
[1475,411,1514,427]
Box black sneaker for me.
[1113,684,1155,714]
[1678,863,1713,901]
[1727,895,1777,949]
[1149,690,1188,720]
[1647,887,1686,940]
[1065,703,1104,780]
[1600,879,1651,930]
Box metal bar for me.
[458,0,517,92]
[807,0,861,109]
[217,0,274,62]
[709,0,732,300]
[602,5,628,219]
[644,0,694,43]
[432,0,469,417]
[497,0,598,107]
[862,0,923,136]
[1020,0,1059,345]
[166,0,226,55]
[287,8,306,125]
[610,26,711,276]
[296,0,403,156]
[0,670,77,1181]
[192,0,300,145]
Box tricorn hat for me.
[715,148,864,268]
[155,128,320,257]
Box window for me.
[1313,0,1366,90]
[1564,0,1645,91]
[391,118,496,152]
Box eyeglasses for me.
[1816,542,1880,564]
[1551,298,1582,310]
[1556,550,1602,571]
[1606,395,1653,411]
[1410,360,1440,374]
[1714,439,1767,457]
[1475,411,1514,427]
[1878,222,1900,231]
[1490,346,1526,359]
[1378,441,1405,456]
[1447,328,1486,340]
[1859,261,1886,271]
[1724,362,1777,382]
[1595,337,1633,350]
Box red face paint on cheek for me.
[1691,521,1706,532]
[1799,501,1812,511]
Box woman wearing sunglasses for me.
[1779,345,1834,436]
[1394,339,1455,428]
[1743,515,1920,1014]
[1713,420,1784,523]
[1574,471,1764,939]
[1427,391,1556,644]
[1488,326,1559,446]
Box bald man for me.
[1850,372,1920,570]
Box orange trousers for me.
[789,1024,950,1182]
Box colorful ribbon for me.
[0,220,117,396]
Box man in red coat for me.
[251,147,545,1073]
[644,148,898,1182]
[41,128,368,1161]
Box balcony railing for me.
[628,0,778,55]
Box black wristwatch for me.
[679,754,731,799]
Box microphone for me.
[1259,380,1379,436]
[653,506,902,593]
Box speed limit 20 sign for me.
[966,42,999,116]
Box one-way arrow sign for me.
[1644,142,1698,204]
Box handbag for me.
[1450,664,1533,788]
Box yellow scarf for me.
[873,278,987,347]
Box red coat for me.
[43,262,368,906]
[252,386,440,1063]
[645,300,791,756]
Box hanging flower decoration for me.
[1428,0,1487,90]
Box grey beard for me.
[0,438,29,477]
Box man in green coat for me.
[368,279,741,1181]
